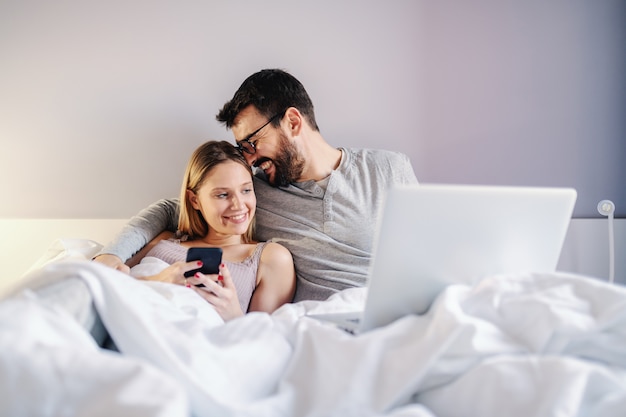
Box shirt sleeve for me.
[97,198,180,261]
[397,152,419,185]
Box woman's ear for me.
[284,107,303,136]
[187,189,200,210]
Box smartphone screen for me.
[184,247,223,279]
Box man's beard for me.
[269,132,305,187]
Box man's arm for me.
[395,152,418,185]
[94,198,180,268]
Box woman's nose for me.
[230,194,241,208]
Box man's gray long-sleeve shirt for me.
[102,148,418,302]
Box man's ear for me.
[187,189,200,210]
[284,107,303,136]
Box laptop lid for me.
[358,184,577,332]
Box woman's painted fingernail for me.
[197,261,203,266]
[195,272,201,278]
[217,274,224,281]
[220,263,225,268]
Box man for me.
[95,69,418,302]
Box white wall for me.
[414,1,625,217]
[0,0,624,221]
[0,0,425,218]
[558,219,626,285]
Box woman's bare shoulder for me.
[259,242,294,265]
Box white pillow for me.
[25,238,103,275]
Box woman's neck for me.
[196,234,243,247]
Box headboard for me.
[1,218,623,295]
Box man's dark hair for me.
[216,69,319,131]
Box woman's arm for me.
[248,242,296,313]
[125,231,174,267]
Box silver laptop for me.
[308,184,577,334]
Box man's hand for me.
[92,254,130,274]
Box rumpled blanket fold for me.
[2,258,626,417]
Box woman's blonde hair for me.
[178,140,255,243]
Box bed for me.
[1,237,626,417]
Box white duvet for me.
[2,242,626,417]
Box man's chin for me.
[252,166,269,180]
[254,165,291,187]
[263,167,282,187]
[260,170,281,187]
[253,168,278,186]
[267,174,280,187]
[271,173,292,187]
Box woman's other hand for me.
[92,254,130,274]
[141,260,204,286]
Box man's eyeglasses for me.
[236,111,284,155]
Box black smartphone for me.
[184,247,223,285]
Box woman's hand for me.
[141,260,204,286]
[93,254,130,274]
[190,264,244,321]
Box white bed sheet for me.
[2,240,626,416]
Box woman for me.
[131,140,295,321]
